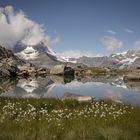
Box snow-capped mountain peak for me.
[13,41,67,68]
[14,41,56,60]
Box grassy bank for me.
[0,98,140,140]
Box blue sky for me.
[1,0,140,56]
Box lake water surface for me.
[0,76,140,106]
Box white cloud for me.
[51,36,60,44]
[101,36,123,51]
[57,50,100,59]
[0,5,57,49]
[106,30,116,35]
[124,28,134,34]
[133,39,140,50]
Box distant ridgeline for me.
[76,50,140,70]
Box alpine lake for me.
[0,75,140,140]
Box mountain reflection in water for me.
[0,76,140,106]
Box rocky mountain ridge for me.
[73,49,140,70]
[11,40,140,70]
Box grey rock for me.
[63,92,93,102]
[50,65,65,75]
[50,65,74,76]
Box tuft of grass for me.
[0,97,140,140]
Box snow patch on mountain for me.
[16,46,39,60]
[119,57,138,69]
[116,51,128,56]
[120,57,138,64]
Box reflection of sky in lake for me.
[46,80,140,106]
[0,77,140,106]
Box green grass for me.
[0,98,140,140]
